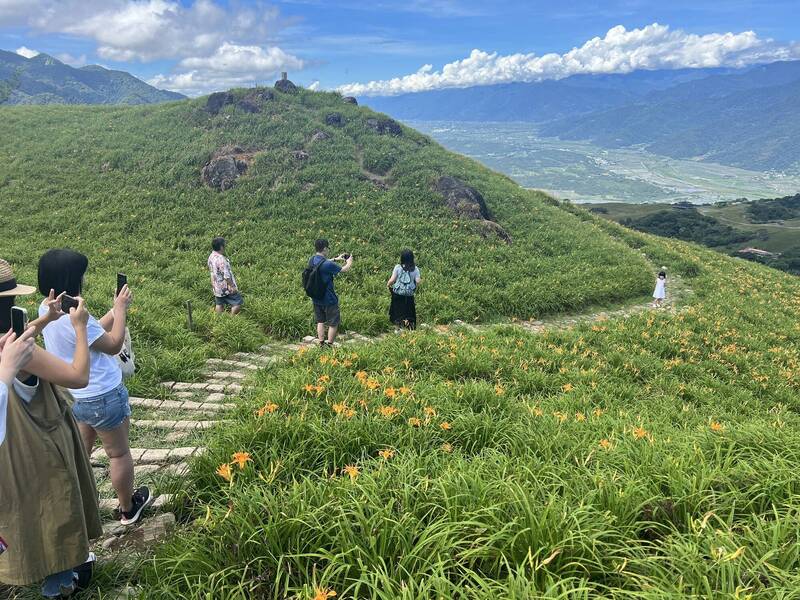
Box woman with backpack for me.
[387,249,421,330]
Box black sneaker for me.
[74,552,97,592]
[119,486,153,526]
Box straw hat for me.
[0,259,36,297]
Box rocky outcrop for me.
[325,113,343,127]
[311,130,330,142]
[206,92,234,115]
[366,117,402,136]
[274,75,297,94]
[342,96,358,105]
[206,89,273,115]
[201,145,255,191]
[434,176,511,243]
[292,150,309,161]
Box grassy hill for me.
[590,197,800,275]
[143,231,800,598]
[0,49,185,105]
[1,87,652,395]
[3,87,800,598]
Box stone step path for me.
[129,396,235,412]
[130,419,225,430]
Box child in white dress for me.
[652,270,667,307]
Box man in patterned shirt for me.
[207,237,243,315]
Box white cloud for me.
[148,42,304,95]
[15,45,39,58]
[308,80,321,91]
[1,1,306,96]
[339,23,800,96]
[55,52,88,67]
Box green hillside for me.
[0,49,185,105]
[591,198,800,275]
[1,87,652,395]
[3,86,800,599]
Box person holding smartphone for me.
[307,238,353,347]
[37,249,152,527]
[0,258,102,598]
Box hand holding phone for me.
[10,307,28,337]
[116,273,128,296]
[61,294,79,314]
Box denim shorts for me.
[215,292,244,307]
[72,384,131,431]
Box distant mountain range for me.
[0,49,185,105]
[364,61,800,172]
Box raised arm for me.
[92,284,131,356]
[21,298,90,389]
[339,255,354,273]
[387,268,398,288]
[0,328,36,448]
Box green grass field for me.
[0,89,652,397]
[2,89,800,599]
[139,234,800,599]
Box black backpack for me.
[302,257,327,300]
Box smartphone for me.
[61,294,79,313]
[342,253,351,260]
[11,306,28,337]
[116,273,128,296]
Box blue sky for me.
[1,0,799,96]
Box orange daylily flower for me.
[313,587,337,600]
[423,406,437,417]
[256,402,278,417]
[355,370,368,381]
[318,374,331,383]
[216,463,232,482]
[332,402,347,415]
[575,412,586,422]
[710,421,724,432]
[366,379,380,390]
[378,405,399,418]
[303,384,316,393]
[378,449,395,460]
[231,452,252,470]
[399,386,412,396]
[441,442,453,453]
[408,417,422,427]
[440,421,452,430]
[562,383,574,393]
[633,426,649,440]
[342,465,360,481]
[384,387,397,399]
[598,439,612,450]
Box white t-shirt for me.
[39,303,122,399]
[0,378,37,448]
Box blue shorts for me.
[72,384,131,431]
[215,292,244,307]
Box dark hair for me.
[38,249,89,297]
[212,237,226,252]
[658,271,666,278]
[0,297,13,332]
[400,249,415,272]
[315,238,329,253]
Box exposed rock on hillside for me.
[366,118,402,136]
[342,96,358,105]
[292,150,309,160]
[325,113,344,127]
[274,73,297,93]
[435,176,511,243]
[202,145,255,191]
[311,131,330,142]
[206,89,273,115]
[206,92,234,115]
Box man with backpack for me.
[303,239,353,347]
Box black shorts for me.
[314,303,341,326]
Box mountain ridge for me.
[0,49,185,105]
